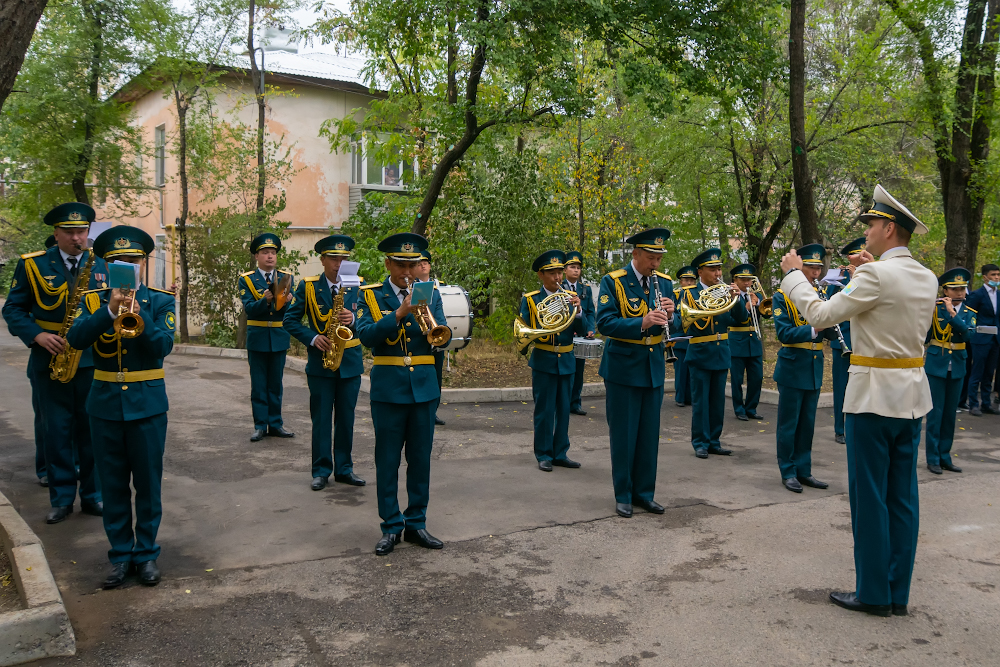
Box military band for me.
[728,263,767,421]
[562,251,596,416]
[671,266,696,407]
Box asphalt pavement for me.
[0,325,998,666]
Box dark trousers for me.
[532,370,572,462]
[832,351,850,436]
[90,413,167,564]
[959,355,972,407]
[968,341,998,409]
[690,366,727,451]
[673,348,691,405]
[247,350,286,430]
[371,399,434,534]
[604,380,662,504]
[34,367,99,507]
[434,351,444,421]
[926,374,962,466]
[730,354,763,417]
[28,372,46,479]
[307,374,361,478]
[845,412,920,606]
[570,358,586,411]
[775,384,820,479]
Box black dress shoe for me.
[138,560,160,586]
[737,414,749,421]
[39,476,48,488]
[615,503,633,518]
[892,603,908,616]
[747,412,763,420]
[334,472,366,486]
[970,406,983,416]
[375,533,401,556]
[404,528,444,549]
[708,447,732,456]
[797,476,829,489]
[268,426,295,438]
[435,416,446,426]
[250,429,265,442]
[984,405,1000,415]
[941,462,962,473]
[695,448,708,459]
[538,460,553,472]
[46,505,73,524]
[634,499,665,514]
[926,464,942,474]
[675,402,686,408]
[835,434,846,445]
[103,562,130,589]
[552,458,581,468]
[783,478,803,493]
[310,476,328,491]
[81,501,103,516]
[829,591,891,617]
[570,408,588,416]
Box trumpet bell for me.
[114,312,144,338]
[759,297,773,316]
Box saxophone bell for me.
[322,289,354,372]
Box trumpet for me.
[680,278,739,329]
[813,279,851,357]
[744,276,773,338]
[513,289,578,354]
[405,277,452,347]
[114,288,144,339]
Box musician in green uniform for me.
[562,251,596,416]
[596,229,675,518]
[239,233,295,442]
[772,244,830,493]
[2,203,106,523]
[728,263,768,421]
[826,238,866,444]
[356,233,451,555]
[521,250,582,471]
[671,266,696,407]
[924,267,975,475]
[284,235,366,490]
[414,249,446,426]
[676,248,748,459]
[67,226,174,588]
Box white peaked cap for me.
[859,184,928,235]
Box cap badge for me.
[811,253,820,260]
[115,238,131,249]
[401,242,414,252]
[335,242,345,250]
[68,211,83,221]
[654,237,664,245]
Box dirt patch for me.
[788,587,831,605]
[0,548,21,613]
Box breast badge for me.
[599,295,609,304]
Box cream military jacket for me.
[779,246,937,419]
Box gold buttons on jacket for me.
[122,386,128,390]
[122,349,127,354]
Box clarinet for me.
[653,274,678,363]
[813,279,852,358]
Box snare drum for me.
[438,284,474,351]
[573,337,603,359]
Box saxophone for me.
[49,246,95,383]
[322,291,355,372]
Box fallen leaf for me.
[205,569,213,572]
[185,589,191,594]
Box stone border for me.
[0,491,75,665]
[172,344,833,406]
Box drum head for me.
[437,285,473,351]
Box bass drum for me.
[438,284,474,351]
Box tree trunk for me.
[788,0,820,244]
[0,0,48,112]
[575,117,585,249]
[175,88,191,343]
[71,0,105,204]
[247,0,265,217]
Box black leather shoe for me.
[634,499,665,514]
[103,562,130,589]
[310,476,328,491]
[375,533,401,556]
[268,426,295,438]
[403,528,444,549]
[435,416,446,426]
[747,412,763,420]
[138,560,160,586]
[615,503,633,518]
[926,464,942,475]
[835,434,846,445]
[695,448,708,459]
[334,472,366,486]
[941,462,962,473]
[984,405,1000,415]
[708,447,732,456]
[38,476,48,488]
[46,505,73,524]
[538,460,553,472]
[250,429,265,442]
[675,402,686,408]
[797,476,829,489]
[81,501,103,516]
[570,408,588,416]
[892,603,908,616]
[552,458,581,468]
[737,414,749,421]
[783,478,803,493]
[829,591,891,617]
[970,406,983,416]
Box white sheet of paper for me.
[821,268,845,285]
[339,260,361,287]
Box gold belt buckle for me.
[403,356,412,366]
[644,336,651,345]
[116,371,125,382]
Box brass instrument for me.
[652,275,677,363]
[406,277,453,347]
[114,288,145,338]
[49,245,95,382]
[813,279,851,358]
[322,290,354,372]
[745,276,773,338]
[680,278,739,329]
[271,272,292,311]
[513,288,579,353]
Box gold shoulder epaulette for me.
[147,287,175,294]
[609,269,627,279]
[964,305,978,314]
[240,270,254,277]
[302,275,320,282]
[359,283,381,290]
[655,271,671,280]
[524,290,540,297]
[21,250,46,259]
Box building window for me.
[349,133,415,188]
[154,125,166,187]
[154,234,167,289]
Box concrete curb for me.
[0,492,75,666]
[171,344,833,406]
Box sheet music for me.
[339,261,361,287]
